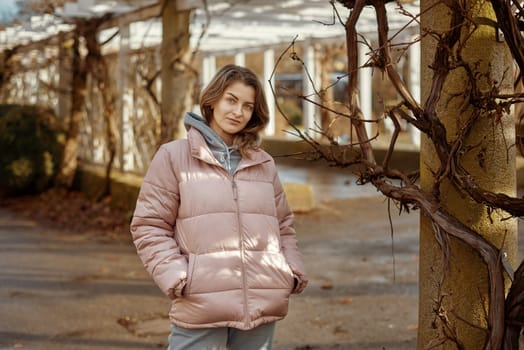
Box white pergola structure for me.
[0,0,421,148]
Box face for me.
[209,81,255,146]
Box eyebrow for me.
[225,92,254,105]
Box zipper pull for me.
[232,180,238,200]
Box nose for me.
[233,104,243,116]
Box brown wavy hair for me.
[200,64,269,157]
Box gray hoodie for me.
[184,112,241,175]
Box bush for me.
[0,105,64,196]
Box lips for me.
[226,118,241,125]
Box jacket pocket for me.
[246,251,294,292]
[275,252,295,292]
[283,261,295,291]
[185,254,198,295]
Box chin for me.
[226,127,242,134]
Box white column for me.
[263,48,275,136]
[119,21,133,171]
[201,55,216,88]
[358,41,373,137]
[234,52,245,67]
[78,0,95,10]
[303,37,318,136]
[408,37,421,147]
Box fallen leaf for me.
[321,281,333,289]
[337,296,352,305]
[333,325,348,334]
[406,323,418,331]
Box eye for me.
[226,97,236,104]
[244,104,254,112]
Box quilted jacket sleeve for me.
[273,168,308,294]
[130,145,187,299]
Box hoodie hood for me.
[184,112,241,174]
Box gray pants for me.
[167,322,275,350]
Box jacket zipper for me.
[231,177,250,328]
[194,145,265,328]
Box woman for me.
[130,64,307,350]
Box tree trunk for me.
[84,23,117,199]
[418,1,517,349]
[159,0,195,145]
[0,48,16,100]
[55,28,86,189]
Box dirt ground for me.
[1,188,419,350]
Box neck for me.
[222,134,234,146]
[209,121,234,146]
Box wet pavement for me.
[277,163,379,201]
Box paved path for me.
[0,192,423,350]
[0,209,172,350]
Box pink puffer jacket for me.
[130,128,307,330]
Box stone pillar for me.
[418,1,516,349]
